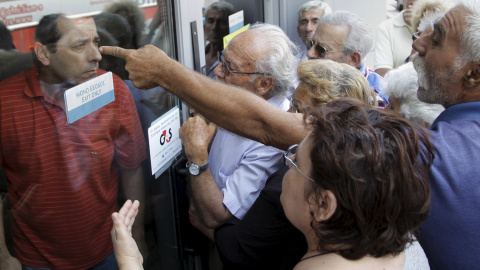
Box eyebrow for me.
[223,54,236,69]
[433,23,445,41]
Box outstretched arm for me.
[100,45,308,150]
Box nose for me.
[89,44,102,62]
[306,21,316,32]
[213,61,225,79]
[212,20,219,31]
[411,37,426,57]
[306,45,318,59]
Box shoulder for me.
[0,68,34,98]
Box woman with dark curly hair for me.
[281,98,434,269]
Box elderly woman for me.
[283,98,433,269]
[290,59,376,113]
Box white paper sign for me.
[229,10,244,34]
[148,107,182,175]
[64,72,115,123]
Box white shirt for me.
[374,11,414,71]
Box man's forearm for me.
[190,170,232,229]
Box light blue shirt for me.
[208,94,290,219]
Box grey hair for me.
[382,62,444,126]
[248,23,299,97]
[318,11,373,63]
[456,0,480,65]
[297,1,332,22]
[417,11,445,32]
[409,0,452,31]
[204,2,236,18]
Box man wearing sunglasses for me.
[179,24,296,239]
[306,11,388,107]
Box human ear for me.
[254,76,275,98]
[463,62,480,88]
[308,190,337,222]
[348,52,362,69]
[34,42,50,66]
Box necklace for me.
[299,251,332,262]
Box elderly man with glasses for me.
[179,23,296,239]
[307,11,389,107]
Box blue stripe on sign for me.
[229,23,243,34]
[67,89,115,123]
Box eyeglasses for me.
[284,144,316,182]
[412,31,422,42]
[307,38,345,58]
[217,51,269,76]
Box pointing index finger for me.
[99,46,130,60]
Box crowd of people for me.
[0,0,479,269]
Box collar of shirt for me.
[394,10,414,33]
[431,101,480,130]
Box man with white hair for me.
[295,0,331,62]
[307,11,388,106]
[409,1,480,269]
[180,23,295,236]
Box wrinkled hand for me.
[0,255,21,270]
[111,200,143,270]
[100,45,170,90]
[179,115,217,164]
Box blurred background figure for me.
[374,0,451,77]
[295,0,331,62]
[203,2,235,78]
[409,0,451,36]
[143,0,173,57]
[0,21,34,81]
[0,21,15,51]
[104,0,146,49]
[383,62,444,127]
[94,12,131,80]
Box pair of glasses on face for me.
[284,144,316,182]
[217,51,269,76]
[412,31,422,42]
[307,38,345,58]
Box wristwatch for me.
[186,161,209,176]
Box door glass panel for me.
[0,0,183,269]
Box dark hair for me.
[306,98,433,260]
[35,13,65,53]
[0,21,15,50]
[94,12,131,49]
[96,27,128,80]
